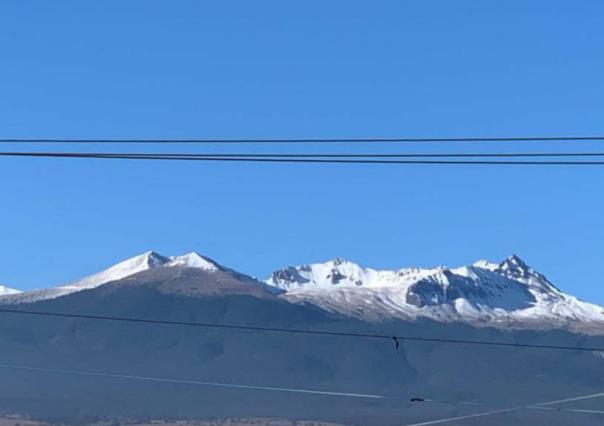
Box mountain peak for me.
[497,254,535,279]
[62,250,171,291]
[1,250,233,304]
[167,252,221,271]
[505,253,528,265]
[266,258,368,290]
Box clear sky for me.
[1,1,603,303]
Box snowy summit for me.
[266,254,604,331]
[0,251,224,304]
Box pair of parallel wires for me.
[3,135,604,165]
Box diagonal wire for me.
[401,407,523,426]
[405,391,604,425]
[0,363,382,399]
[423,397,604,415]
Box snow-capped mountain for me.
[63,250,221,291]
[3,250,604,332]
[2,252,604,425]
[0,251,225,304]
[0,284,20,296]
[266,255,604,331]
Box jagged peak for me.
[502,253,529,267]
[142,250,170,265]
[497,254,536,278]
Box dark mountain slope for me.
[1,266,604,425]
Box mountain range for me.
[2,251,603,333]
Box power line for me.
[6,151,604,158]
[529,406,604,415]
[0,308,602,352]
[422,397,604,415]
[405,391,604,425]
[1,136,604,144]
[3,152,604,165]
[533,391,604,407]
[402,406,524,426]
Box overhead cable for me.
[1,308,603,352]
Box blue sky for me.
[1,1,603,303]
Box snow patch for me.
[0,285,21,296]
[167,252,220,271]
[61,251,169,291]
[472,260,499,271]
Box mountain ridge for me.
[270,254,604,332]
[2,251,603,333]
